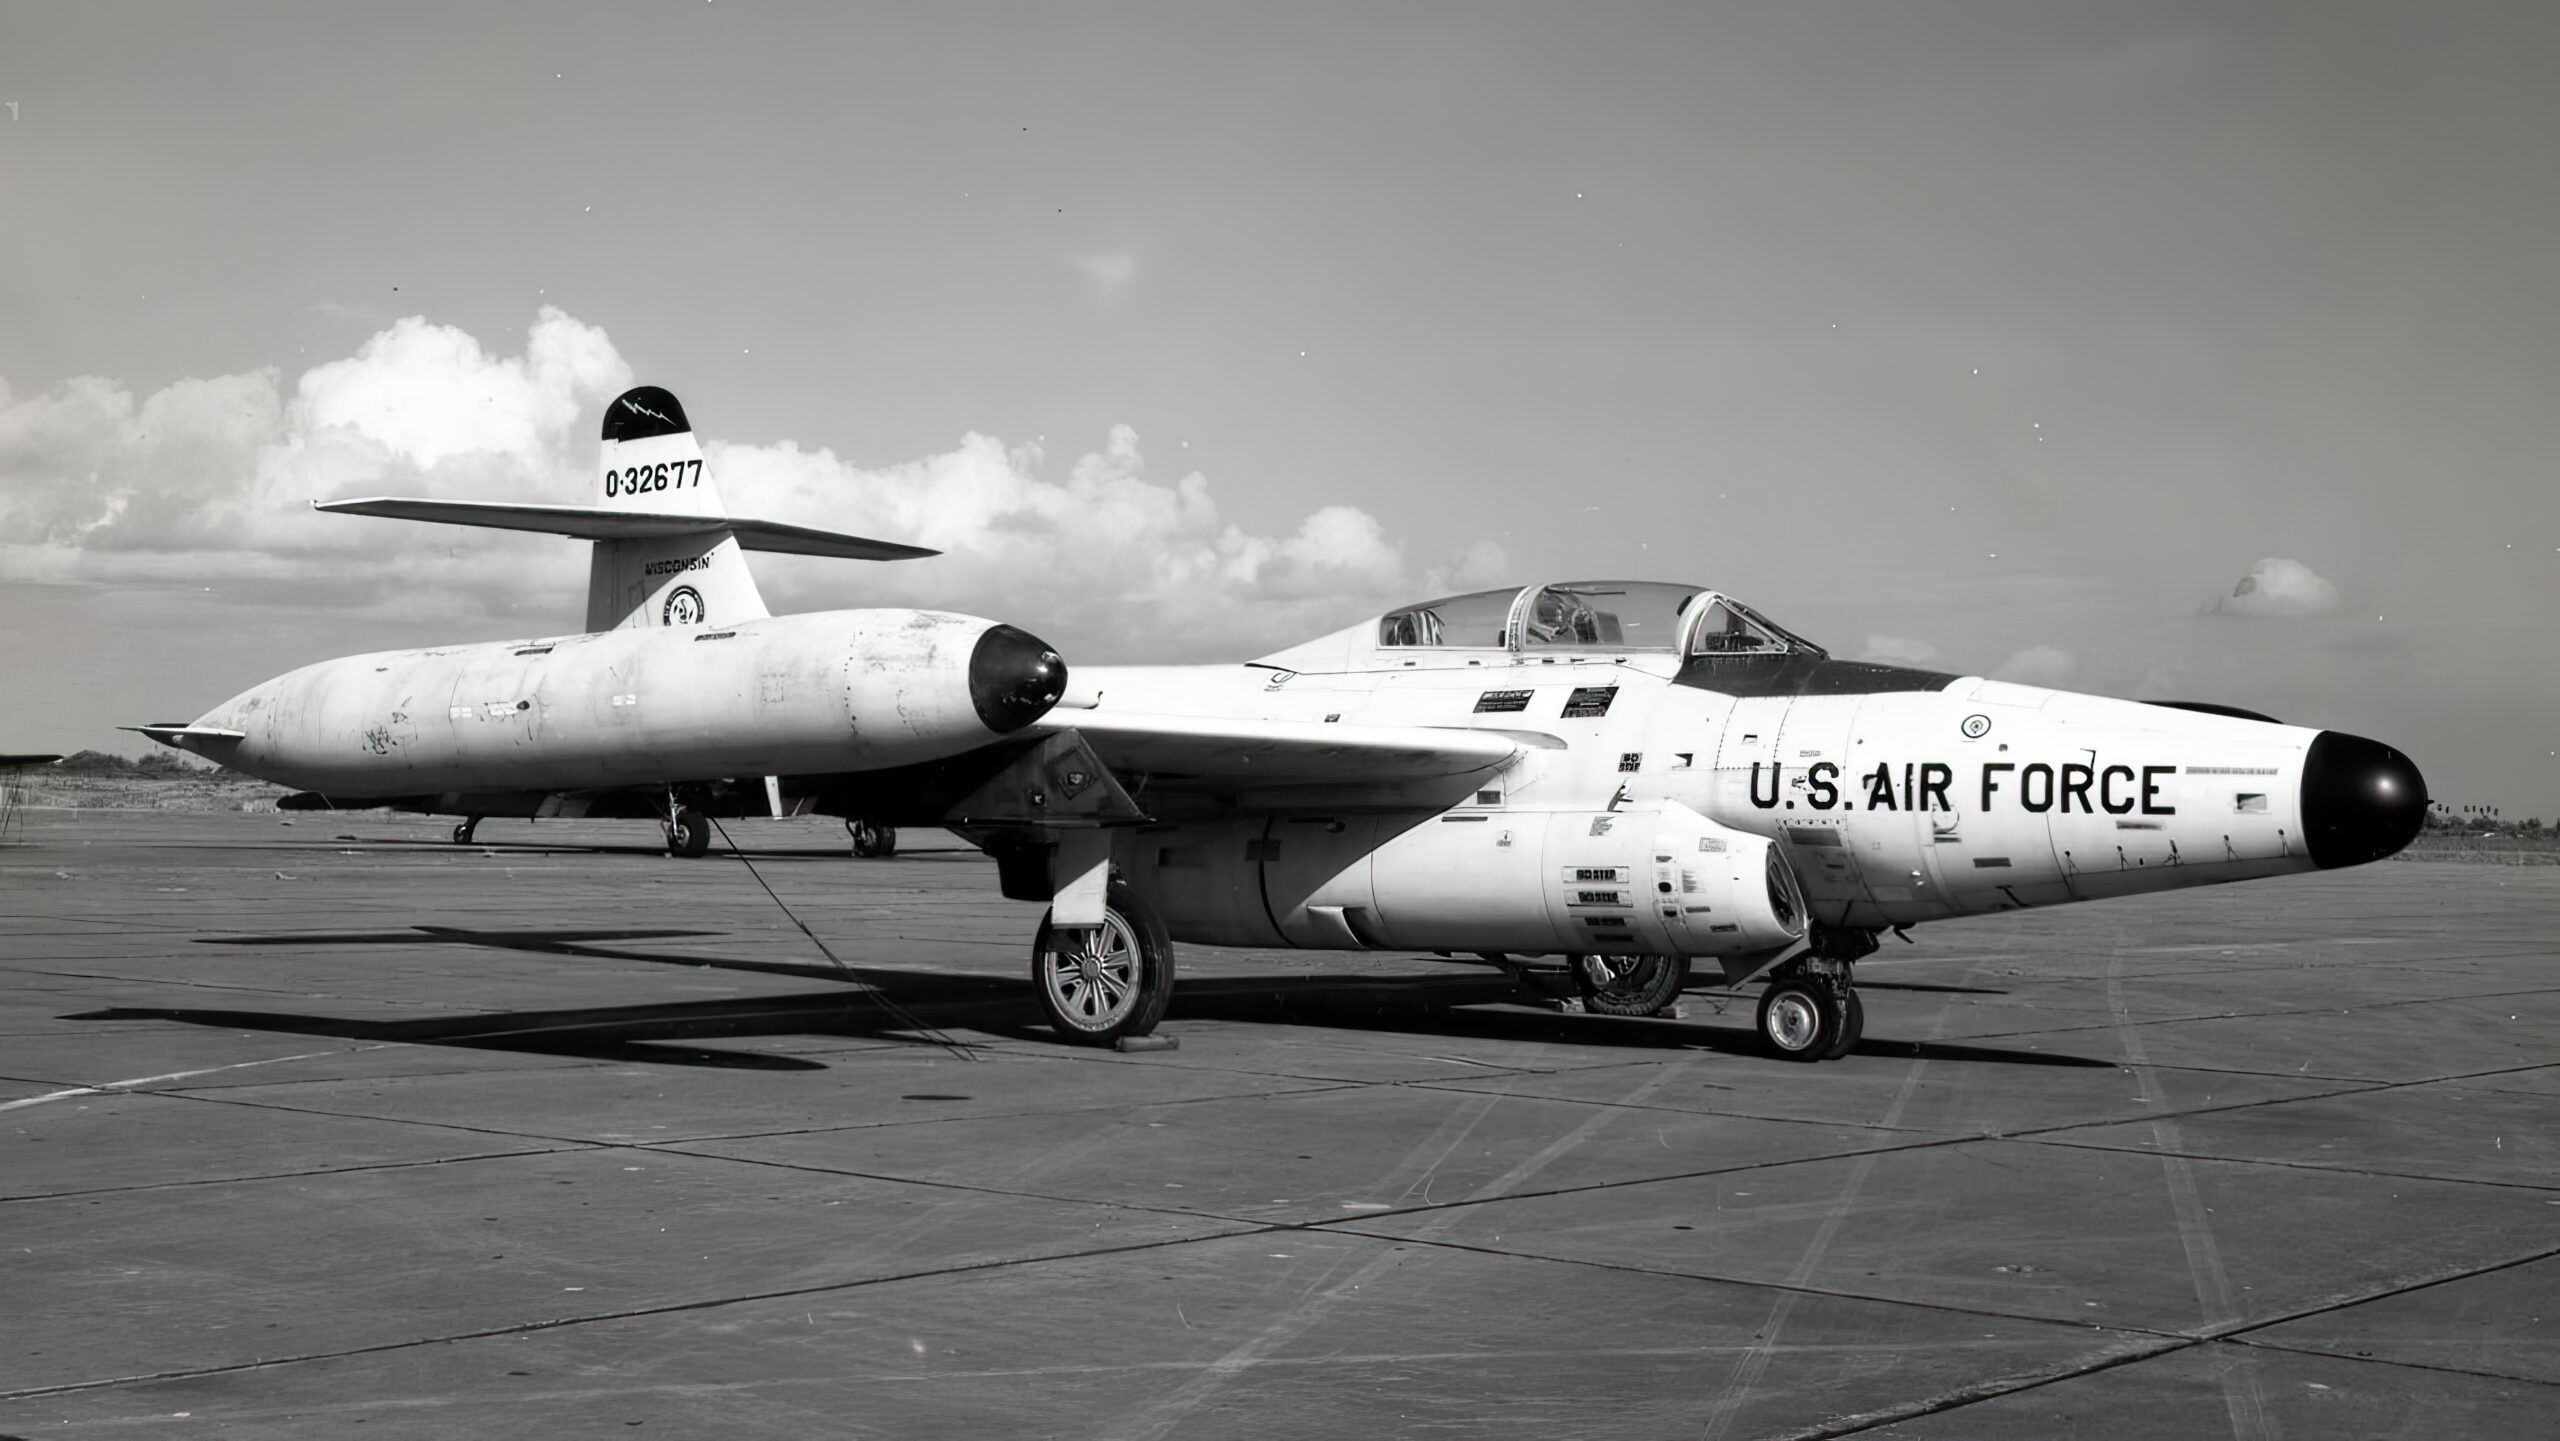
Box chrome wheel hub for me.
[1767,993,1822,1051]
[1043,913,1140,1032]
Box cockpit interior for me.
[1374,582,1819,661]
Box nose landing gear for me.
[1757,957,1862,1061]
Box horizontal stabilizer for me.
[314,499,939,561]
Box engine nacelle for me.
[1123,801,1806,958]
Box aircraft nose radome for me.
[969,624,1068,733]
[2300,731,2428,869]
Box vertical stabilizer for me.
[587,386,770,633]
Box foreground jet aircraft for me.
[136,387,1067,855]
[918,581,2425,1056]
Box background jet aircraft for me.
[136,387,1068,857]
[894,580,2425,1057]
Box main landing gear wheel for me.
[451,816,480,845]
[665,808,711,859]
[1573,953,1691,1017]
[1757,977,1841,1062]
[847,819,897,858]
[1030,880,1175,1046]
[1824,988,1865,1060]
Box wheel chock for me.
[1114,1035,1180,1054]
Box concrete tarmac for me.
[2,810,2553,1438]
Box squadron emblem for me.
[662,585,706,627]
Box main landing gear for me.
[847,818,898,859]
[1572,954,1691,1017]
[663,807,711,859]
[1756,957,1862,1062]
[1029,877,1175,1045]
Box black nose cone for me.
[969,624,1067,733]
[2300,731,2427,869]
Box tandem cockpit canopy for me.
[1370,581,1822,660]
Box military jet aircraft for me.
[134,387,1068,857]
[917,580,2427,1057]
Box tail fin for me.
[587,386,763,632]
[313,384,937,636]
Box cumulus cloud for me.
[1860,633,1941,666]
[2205,557,2341,618]
[0,307,631,620]
[1992,645,2078,686]
[712,423,1502,648]
[0,308,1496,654]
[1069,252,1137,297]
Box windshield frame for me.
[1677,592,1827,660]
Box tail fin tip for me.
[604,386,692,443]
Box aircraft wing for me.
[1039,711,1554,789]
[123,724,246,746]
[314,499,939,561]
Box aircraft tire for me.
[452,817,479,845]
[848,820,898,858]
[1757,977,1839,1062]
[1031,879,1174,1046]
[1573,953,1690,1016]
[668,808,712,859]
[1822,988,1864,1060]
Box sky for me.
[3,2,2555,814]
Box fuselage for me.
[174,609,1060,799]
[1060,588,2424,956]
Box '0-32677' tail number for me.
[606,460,703,498]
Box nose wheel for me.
[847,819,897,858]
[451,816,481,845]
[1757,964,1863,1062]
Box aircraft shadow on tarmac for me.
[57,926,2112,1072]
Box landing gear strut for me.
[451,816,480,845]
[847,818,897,858]
[1756,957,1861,1062]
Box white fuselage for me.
[1069,649,2324,954]
[181,609,1016,799]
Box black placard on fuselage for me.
[1474,689,1534,714]
[1562,686,1618,718]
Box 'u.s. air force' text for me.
[1748,761,2177,815]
